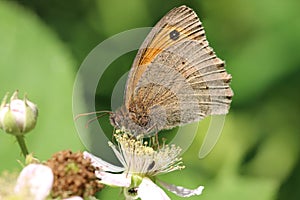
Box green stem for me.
[16,135,29,157]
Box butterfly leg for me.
[111,127,116,143]
[152,125,160,150]
[155,132,160,149]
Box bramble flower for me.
[0,151,103,200]
[0,91,38,135]
[84,133,204,200]
[12,163,86,200]
[14,163,54,200]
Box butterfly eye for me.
[109,114,119,127]
[169,29,180,40]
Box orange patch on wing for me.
[125,25,201,108]
[139,48,163,66]
[138,27,197,67]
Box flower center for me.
[109,133,185,177]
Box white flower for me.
[13,163,83,200]
[14,164,53,200]
[84,134,204,200]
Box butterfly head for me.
[110,106,159,137]
[109,109,122,130]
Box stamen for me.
[109,133,185,177]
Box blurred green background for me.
[0,0,300,199]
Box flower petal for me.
[137,177,170,200]
[14,164,53,200]
[157,179,204,197]
[83,151,125,172]
[96,171,131,187]
[9,99,26,127]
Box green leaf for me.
[0,1,83,171]
[96,0,150,36]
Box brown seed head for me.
[45,150,104,198]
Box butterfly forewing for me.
[111,5,233,137]
[125,6,206,106]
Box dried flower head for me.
[46,150,104,199]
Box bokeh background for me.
[0,0,300,199]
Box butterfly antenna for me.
[74,110,111,121]
[84,112,110,128]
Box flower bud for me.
[0,91,38,135]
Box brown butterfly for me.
[109,5,233,137]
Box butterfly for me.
[109,5,233,137]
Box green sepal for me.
[2,108,20,134]
[23,97,37,133]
